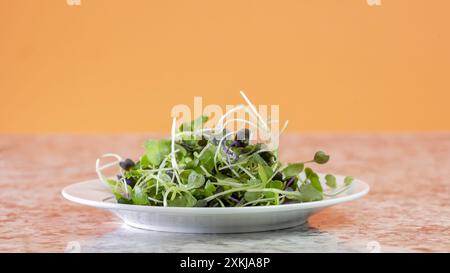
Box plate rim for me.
[62,176,370,213]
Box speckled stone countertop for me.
[0,134,449,253]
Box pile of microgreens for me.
[96,91,354,207]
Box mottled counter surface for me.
[0,134,449,253]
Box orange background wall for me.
[1,0,449,133]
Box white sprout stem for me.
[213,94,280,149]
[101,153,123,161]
[211,181,244,188]
[214,106,271,138]
[95,158,108,186]
[170,117,181,183]
[220,118,258,130]
[163,187,176,207]
[214,105,246,132]
[162,185,191,206]
[155,156,171,195]
[147,196,163,204]
[95,154,130,199]
[241,197,275,207]
[246,188,303,199]
[171,117,178,170]
[237,165,256,180]
[146,168,182,192]
[196,143,211,159]
[200,165,213,177]
[135,174,149,188]
[141,167,174,173]
[279,120,289,136]
[323,184,353,197]
[204,185,259,202]
[217,198,225,207]
[240,90,269,131]
[240,90,289,151]
[97,160,120,171]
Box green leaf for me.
[309,176,323,192]
[258,165,273,184]
[179,115,209,132]
[204,181,216,197]
[167,191,197,207]
[198,145,216,173]
[106,179,119,187]
[179,169,192,184]
[298,183,323,202]
[139,154,150,168]
[107,179,132,203]
[282,163,304,177]
[267,180,284,190]
[344,176,354,186]
[144,139,171,166]
[216,177,240,185]
[174,143,187,161]
[185,158,199,169]
[304,167,319,180]
[187,171,205,189]
[264,180,284,198]
[247,179,262,186]
[244,191,263,202]
[194,199,208,207]
[131,185,150,205]
[253,153,269,166]
[117,197,133,204]
[305,168,321,193]
[159,173,172,183]
[184,192,198,207]
[325,174,337,189]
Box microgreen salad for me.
[96,92,354,207]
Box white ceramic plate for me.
[62,174,369,233]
